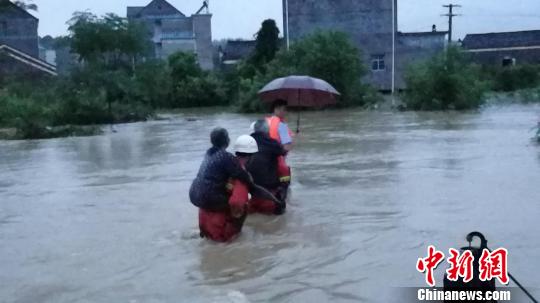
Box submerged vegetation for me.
[231,23,380,113]
[403,47,540,111]
[402,47,489,111]
[1,9,539,139]
[1,15,381,139]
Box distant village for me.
[1,0,540,91]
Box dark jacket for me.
[247,132,287,190]
[189,147,251,210]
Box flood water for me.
[1,105,540,303]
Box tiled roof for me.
[462,30,540,49]
[0,0,38,20]
[136,0,185,18]
[221,40,256,62]
[127,6,144,18]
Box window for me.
[502,57,516,67]
[371,54,385,71]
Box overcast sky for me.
[31,0,540,40]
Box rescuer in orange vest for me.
[247,120,288,215]
[266,99,293,202]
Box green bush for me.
[403,47,489,111]
[133,60,171,109]
[484,65,540,92]
[166,52,228,108]
[0,93,52,139]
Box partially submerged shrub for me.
[403,47,489,111]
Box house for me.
[396,30,448,88]
[462,30,540,66]
[127,0,214,70]
[0,0,56,76]
[219,40,257,66]
[284,0,447,91]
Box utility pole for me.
[442,4,461,43]
[391,0,396,104]
[285,0,290,50]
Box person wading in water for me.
[266,99,293,202]
[248,120,288,215]
[189,128,280,242]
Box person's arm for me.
[223,153,252,184]
[224,153,282,205]
[278,122,293,152]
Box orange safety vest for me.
[266,116,293,144]
[266,116,292,184]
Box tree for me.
[271,30,366,103]
[68,12,149,67]
[168,51,202,83]
[403,46,488,110]
[67,12,102,63]
[236,30,372,112]
[167,51,227,108]
[250,19,280,72]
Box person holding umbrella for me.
[266,100,293,201]
[267,99,294,152]
[258,75,340,134]
[258,76,341,203]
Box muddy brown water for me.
[1,105,540,302]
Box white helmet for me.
[234,135,258,154]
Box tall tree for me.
[250,19,280,71]
[68,12,149,67]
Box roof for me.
[0,44,57,76]
[0,0,38,20]
[127,6,144,18]
[462,30,540,49]
[133,0,185,18]
[221,40,256,62]
[398,31,448,37]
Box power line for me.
[442,4,461,43]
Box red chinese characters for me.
[446,248,474,283]
[417,246,509,287]
[417,245,445,287]
[479,248,509,285]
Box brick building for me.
[462,30,540,66]
[0,0,56,76]
[283,0,447,91]
[127,0,214,70]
